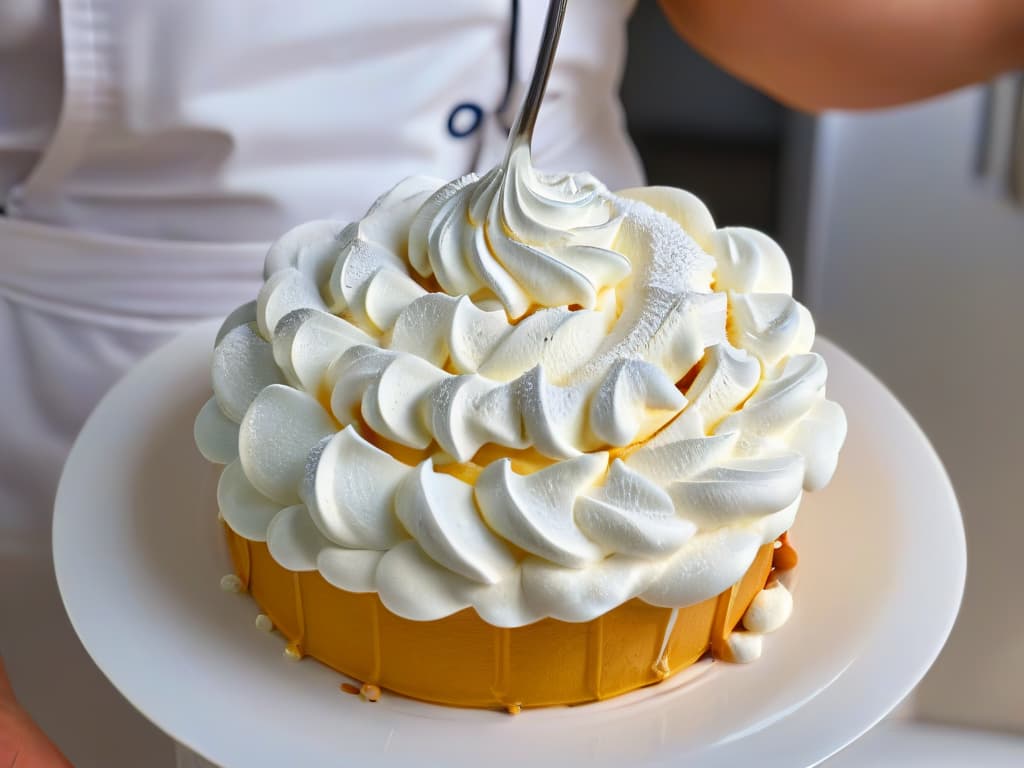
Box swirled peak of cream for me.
[197,146,847,628]
[407,143,629,318]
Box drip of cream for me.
[654,607,680,675]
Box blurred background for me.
[622,3,1024,765]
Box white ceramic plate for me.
[54,321,965,768]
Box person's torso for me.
[0,0,642,243]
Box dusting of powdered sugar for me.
[574,197,716,382]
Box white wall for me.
[806,87,1024,732]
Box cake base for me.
[224,525,775,709]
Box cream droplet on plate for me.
[724,631,763,663]
[742,581,794,634]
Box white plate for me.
[54,321,965,768]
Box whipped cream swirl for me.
[196,147,846,627]
[406,143,628,319]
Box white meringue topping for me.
[196,145,846,627]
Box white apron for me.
[0,2,641,767]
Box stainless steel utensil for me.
[503,0,568,163]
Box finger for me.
[0,656,17,703]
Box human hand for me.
[0,657,73,767]
[659,0,1024,110]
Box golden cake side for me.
[225,523,779,709]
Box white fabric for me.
[0,218,265,767]
[3,0,642,242]
[0,1,642,766]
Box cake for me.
[194,142,846,710]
